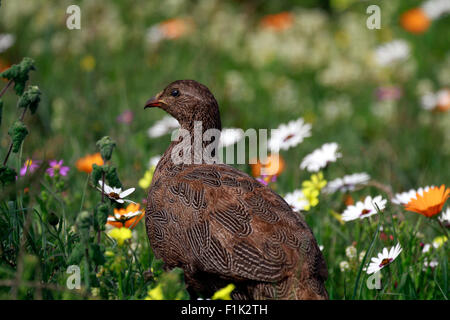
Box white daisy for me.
[284,189,309,212]
[0,34,15,53]
[438,207,450,227]
[366,243,402,274]
[107,210,142,223]
[342,195,387,222]
[147,116,180,138]
[392,186,434,205]
[300,142,341,172]
[323,172,370,194]
[219,128,244,148]
[392,189,419,205]
[268,118,311,151]
[373,40,410,67]
[422,0,450,20]
[97,180,136,204]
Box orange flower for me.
[436,89,450,112]
[260,12,294,32]
[75,153,104,173]
[250,153,285,178]
[400,8,430,34]
[160,18,193,39]
[107,203,144,229]
[0,59,11,82]
[404,185,449,217]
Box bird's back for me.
[146,161,328,299]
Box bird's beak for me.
[144,95,163,109]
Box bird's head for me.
[145,79,221,131]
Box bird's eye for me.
[171,89,180,97]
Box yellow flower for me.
[432,235,448,249]
[212,284,235,300]
[139,166,155,189]
[302,188,319,210]
[105,250,114,257]
[302,172,327,194]
[108,227,132,246]
[80,55,95,72]
[145,284,164,300]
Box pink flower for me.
[46,160,70,177]
[376,86,403,101]
[117,110,134,124]
[256,175,277,186]
[20,159,41,176]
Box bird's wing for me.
[146,163,327,284]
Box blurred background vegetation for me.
[0,0,448,300]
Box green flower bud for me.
[8,120,28,153]
[18,85,41,114]
[96,136,116,162]
[48,212,59,226]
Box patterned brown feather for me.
[145,80,328,300]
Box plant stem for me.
[3,107,28,166]
[437,219,449,239]
[0,80,13,98]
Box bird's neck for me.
[160,116,222,168]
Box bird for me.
[144,80,328,300]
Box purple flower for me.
[20,159,41,176]
[375,86,402,101]
[256,175,277,186]
[117,110,134,124]
[46,160,70,177]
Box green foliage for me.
[105,165,122,188]
[0,166,16,186]
[7,120,28,153]
[0,57,35,95]
[96,136,116,162]
[94,203,110,231]
[0,0,448,301]
[91,164,103,185]
[0,99,3,127]
[18,85,41,114]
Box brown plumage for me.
[144,80,328,300]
